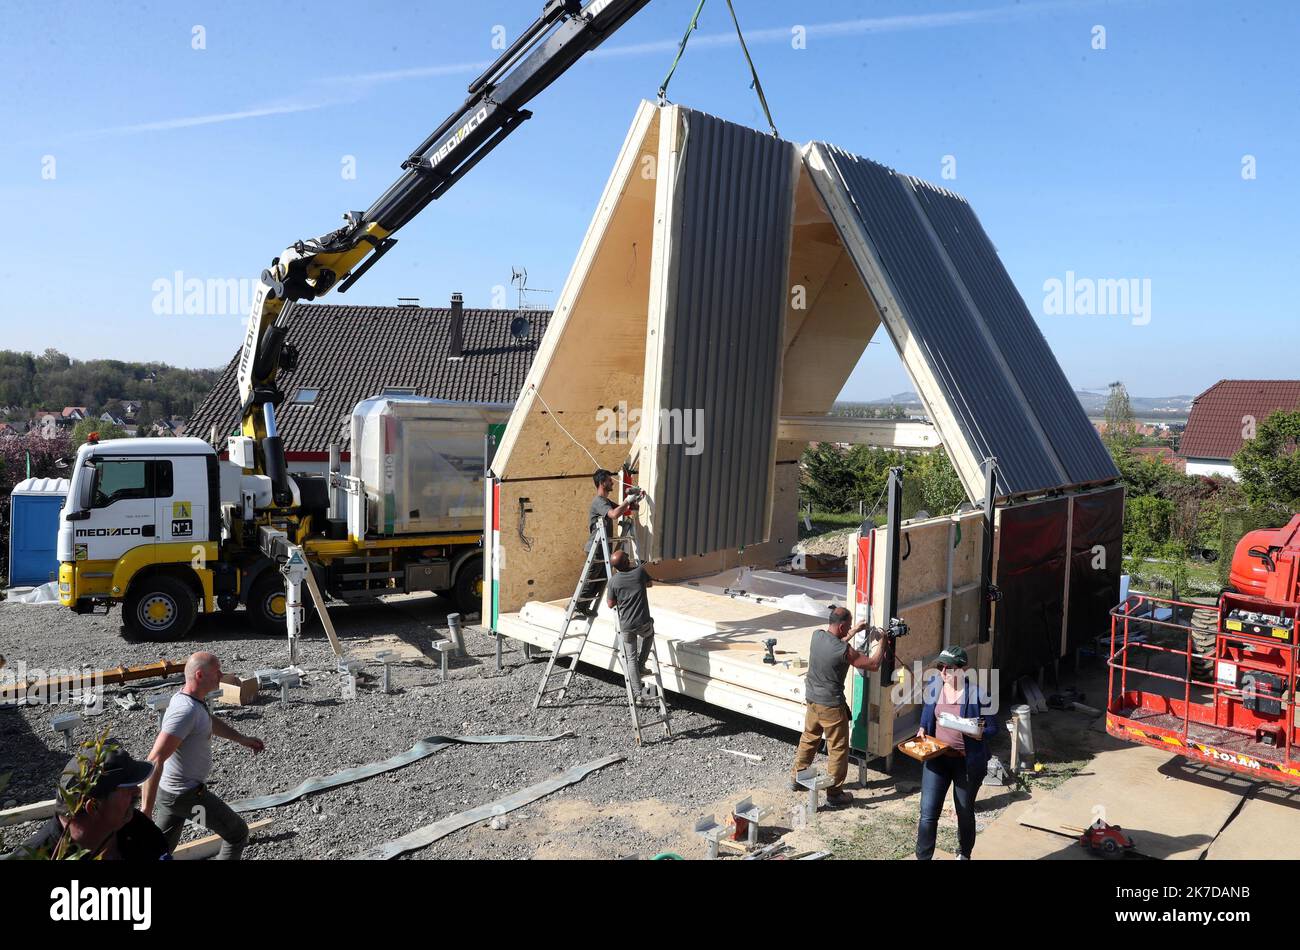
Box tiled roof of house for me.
[187,302,549,455]
[1179,379,1300,461]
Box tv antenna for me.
[511,267,552,312]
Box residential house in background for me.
[31,410,59,439]
[1092,420,1179,439]
[1179,379,1300,479]
[187,298,549,475]
[1131,445,1186,473]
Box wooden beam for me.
[303,564,344,657]
[0,799,56,827]
[776,416,940,450]
[4,660,186,699]
[173,819,272,860]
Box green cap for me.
[936,645,969,668]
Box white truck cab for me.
[58,437,221,633]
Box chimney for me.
[448,292,464,360]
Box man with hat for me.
[4,738,170,860]
[915,644,998,860]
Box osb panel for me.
[949,586,982,649]
[780,164,883,418]
[871,511,982,610]
[497,460,802,610]
[893,600,946,666]
[496,477,593,612]
[495,102,660,481]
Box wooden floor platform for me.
[499,572,846,733]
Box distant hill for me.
[1073,391,1194,416]
[853,389,1194,419]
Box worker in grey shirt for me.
[606,549,657,688]
[141,651,264,860]
[575,468,639,618]
[791,606,885,806]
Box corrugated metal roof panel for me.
[908,179,1118,488]
[811,144,1118,498]
[646,107,796,559]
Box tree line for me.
[0,348,220,421]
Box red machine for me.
[1079,820,1135,859]
[1106,515,1300,784]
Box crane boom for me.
[236,0,653,505]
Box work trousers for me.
[619,620,656,678]
[915,753,984,860]
[792,702,851,794]
[155,784,249,861]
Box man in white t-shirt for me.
[141,652,265,860]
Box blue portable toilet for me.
[8,477,70,587]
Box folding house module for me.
[485,101,1122,746]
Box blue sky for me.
[0,0,1295,401]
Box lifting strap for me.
[657,0,708,102]
[656,0,780,138]
[723,0,779,137]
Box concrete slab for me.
[1205,789,1300,860]
[347,635,430,666]
[1016,744,1251,859]
[974,796,1091,861]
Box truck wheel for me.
[247,572,289,636]
[124,575,197,640]
[454,556,483,617]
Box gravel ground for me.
[1,594,1111,859]
[0,594,813,860]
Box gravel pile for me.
[0,596,800,859]
[796,527,855,559]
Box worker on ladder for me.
[607,549,659,703]
[576,468,639,618]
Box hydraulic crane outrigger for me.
[238,0,653,508]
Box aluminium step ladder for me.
[531,514,672,745]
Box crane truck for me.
[55,0,654,639]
